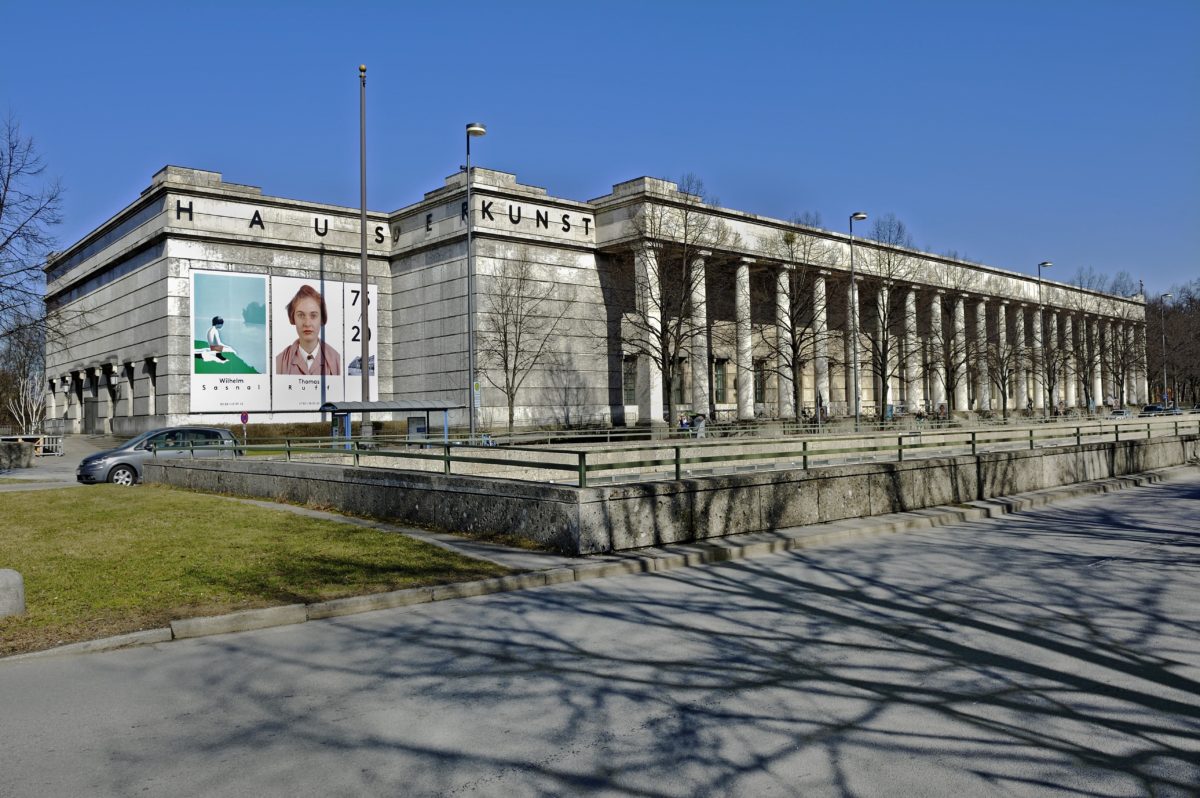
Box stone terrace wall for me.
[146,435,1198,555]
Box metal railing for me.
[180,416,1200,489]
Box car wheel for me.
[108,465,137,486]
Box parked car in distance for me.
[1138,404,1165,418]
[1108,409,1132,419]
[76,426,238,486]
[1163,405,1183,416]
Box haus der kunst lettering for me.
[44,166,1150,435]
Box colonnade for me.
[632,245,1150,425]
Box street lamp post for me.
[1160,292,1173,406]
[358,65,371,438]
[465,122,486,442]
[849,212,867,431]
[1037,261,1052,418]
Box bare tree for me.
[857,214,920,418]
[1,114,62,335]
[620,174,735,424]
[1149,281,1200,407]
[0,324,45,433]
[753,213,837,419]
[0,115,64,431]
[477,247,573,432]
[926,261,983,414]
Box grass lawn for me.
[0,485,509,657]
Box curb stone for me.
[4,465,1193,662]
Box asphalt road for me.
[2,472,1198,797]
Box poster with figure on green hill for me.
[191,271,270,412]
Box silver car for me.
[76,426,238,486]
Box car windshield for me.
[120,430,160,449]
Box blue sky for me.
[3,0,1197,295]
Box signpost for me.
[240,411,248,446]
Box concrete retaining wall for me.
[146,435,1198,554]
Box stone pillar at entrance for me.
[975,298,990,412]
[845,280,858,419]
[1032,308,1045,411]
[690,251,711,417]
[1013,304,1028,410]
[1063,314,1077,408]
[634,246,665,428]
[736,258,754,421]
[928,291,946,411]
[996,301,1008,411]
[903,287,922,413]
[776,265,794,418]
[813,270,830,418]
[1049,312,1061,407]
[1137,324,1150,404]
[952,294,968,411]
[1089,317,1102,409]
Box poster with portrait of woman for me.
[271,277,347,410]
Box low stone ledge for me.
[3,628,172,661]
[0,569,24,618]
[170,604,308,639]
[306,587,434,620]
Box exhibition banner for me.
[191,271,270,412]
[191,271,378,413]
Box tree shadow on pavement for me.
[99,477,1200,797]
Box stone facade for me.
[44,166,1149,434]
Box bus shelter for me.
[319,400,465,443]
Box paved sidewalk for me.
[0,433,125,489]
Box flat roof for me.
[319,400,465,414]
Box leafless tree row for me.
[0,115,62,432]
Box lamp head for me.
[1038,261,1053,269]
[1164,293,1173,300]
[850,212,868,222]
[466,122,487,137]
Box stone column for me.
[1100,319,1112,405]
[1013,304,1029,410]
[736,257,754,421]
[876,282,890,413]
[813,270,830,415]
[928,291,946,411]
[1048,312,1061,407]
[634,246,664,427]
[903,287,923,412]
[1032,308,1045,411]
[996,301,1008,410]
[690,251,711,417]
[845,279,859,419]
[1062,314,1076,408]
[952,294,968,411]
[975,298,990,412]
[1138,323,1150,404]
[775,265,794,418]
[1089,317,1102,409]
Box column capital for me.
[737,256,756,265]
[694,249,712,259]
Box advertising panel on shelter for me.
[191,271,270,412]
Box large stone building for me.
[43,165,1149,435]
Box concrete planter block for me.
[0,569,25,617]
[0,443,34,469]
[0,568,25,619]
